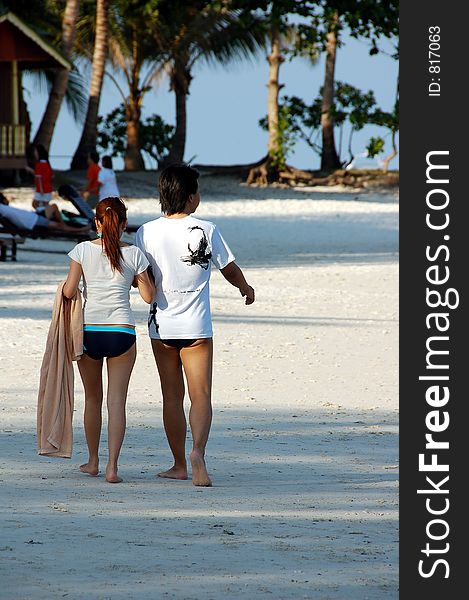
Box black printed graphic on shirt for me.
[180,226,212,270]
[148,302,158,332]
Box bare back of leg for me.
[105,343,136,483]
[180,338,213,487]
[77,354,104,476]
[151,340,188,480]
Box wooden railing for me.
[0,124,26,157]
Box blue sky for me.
[23,32,398,172]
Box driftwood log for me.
[188,159,399,189]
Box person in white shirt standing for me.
[97,155,120,201]
[136,164,255,486]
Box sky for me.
[23,31,398,172]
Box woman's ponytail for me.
[95,197,127,272]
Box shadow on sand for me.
[0,407,398,599]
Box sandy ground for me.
[0,174,398,600]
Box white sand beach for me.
[0,174,398,599]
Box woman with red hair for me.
[63,197,154,483]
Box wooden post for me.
[11,60,20,184]
[12,60,19,125]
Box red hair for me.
[95,197,127,272]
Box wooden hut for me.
[0,12,71,171]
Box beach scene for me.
[0,2,398,599]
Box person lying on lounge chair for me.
[0,193,91,233]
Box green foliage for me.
[309,0,399,54]
[334,83,376,131]
[97,105,174,167]
[0,0,61,37]
[368,101,399,133]
[260,81,381,163]
[366,136,385,159]
[265,105,297,170]
[365,97,399,162]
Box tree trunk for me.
[71,0,109,170]
[246,27,284,185]
[163,87,187,166]
[125,114,145,171]
[33,0,81,151]
[163,65,191,167]
[320,10,341,172]
[267,27,284,162]
[381,130,398,173]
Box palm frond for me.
[63,66,89,124]
[155,5,268,72]
[23,69,51,96]
[23,64,88,124]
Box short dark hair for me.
[89,150,100,164]
[102,155,113,169]
[0,192,8,205]
[36,144,49,162]
[158,164,199,215]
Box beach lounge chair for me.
[0,214,93,247]
[57,184,142,233]
[0,231,25,261]
[57,184,95,222]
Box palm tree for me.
[266,20,284,170]
[320,7,341,171]
[155,1,267,167]
[103,0,163,170]
[71,0,109,170]
[243,0,316,184]
[317,0,399,171]
[33,0,81,150]
[246,13,290,185]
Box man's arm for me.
[220,261,255,305]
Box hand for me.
[240,285,255,305]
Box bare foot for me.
[79,462,99,476]
[105,465,123,484]
[157,465,188,480]
[190,450,212,487]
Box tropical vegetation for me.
[1,0,398,179]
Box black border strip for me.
[400,1,466,595]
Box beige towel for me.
[37,282,83,458]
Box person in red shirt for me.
[82,150,101,209]
[26,144,63,223]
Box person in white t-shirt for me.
[64,197,154,483]
[135,164,255,486]
[97,155,120,201]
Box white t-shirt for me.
[0,204,39,230]
[68,241,149,325]
[97,168,120,200]
[135,215,235,339]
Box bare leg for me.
[180,339,213,486]
[45,203,64,223]
[47,220,91,233]
[105,343,136,483]
[43,203,90,232]
[77,354,104,476]
[151,340,188,479]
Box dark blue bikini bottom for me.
[83,325,136,360]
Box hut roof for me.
[0,12,71,70]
